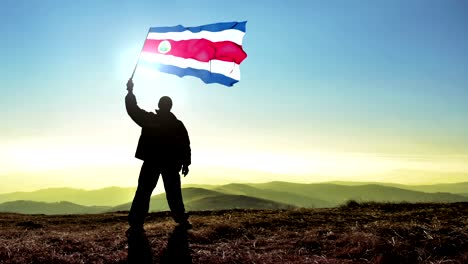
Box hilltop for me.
[0,202,467,263]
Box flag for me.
[139,21,247,87]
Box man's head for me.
[158,96,173,112]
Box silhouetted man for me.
[125,79,191,234]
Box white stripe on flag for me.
[140,52,241,81]
[147,29,245,45]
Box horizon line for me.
[1,180,467,195]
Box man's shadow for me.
[127,226,192,264]
[160,226,192,264]
[127,231,153,264]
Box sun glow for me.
[0,139,133,174]
[192,148,468,178]
[2,136,468,193]
[130,64,191,113]
[3,139,468,177]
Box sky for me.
[1,0,468,193]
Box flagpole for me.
[130,29,150,80]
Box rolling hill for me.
[110,187,223,212]
[213,183,333,207]
[400,182,468,194]
[247,182,468,206]
[328,181,468,194]
[0,187,136,206]
[1,182,467,214]
[111,187,293,212]
[0,200,110,215]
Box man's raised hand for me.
[126,79,134,93]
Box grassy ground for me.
[0,202,467,263]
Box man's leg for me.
[128,161,160,229]
[161,166,189,225]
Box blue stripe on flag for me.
[141,61,238,87]
[149,21,246,33]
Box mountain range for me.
[0,187,136,206]
[0,200,108,215]
[0,181,466,215]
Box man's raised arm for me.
[125,79,155,127]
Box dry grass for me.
[0,202,467,263]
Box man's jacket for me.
[125,93,191,166]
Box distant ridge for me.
[110,187,294,212]
[213,183,332,207]
[326,181,468,194]
[0,187,136,206]
[246,181,468,206]
[0,200,110,215]
[1,182,467,214]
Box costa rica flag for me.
[138,21,247,87]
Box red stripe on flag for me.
[142,39,247,64]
